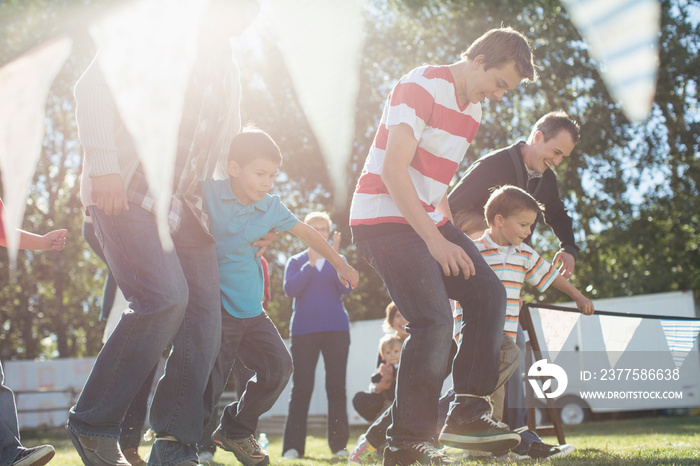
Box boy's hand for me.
[336,262,359,289]
[576,296,595,315]
[252,229,277,258]
[92,173,129,216]
[427,236,475,279]
[379,362,394,380]
[42,229,68,251]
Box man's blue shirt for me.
[203,178,298,318]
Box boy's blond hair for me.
[378,333,403,357]
[484,185,544,226]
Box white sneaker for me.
[333,448,349,457]
[282,448,299,459]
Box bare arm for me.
[289,221,359,289]
[0,229,68,251]
[552,274,594,315]
[382,124,474,278]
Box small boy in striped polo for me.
[460,184,593,459]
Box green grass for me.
[19,415,700,465]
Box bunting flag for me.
[599,315,643,367]
[561,0,660,122]
[0,37,72,265]
[89,0,210,249]
[267,0,365,208]
[661,320,700,368]
[534,307,581,362]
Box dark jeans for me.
[0,363,22,466]
[283,331,350,455]
[353,391,391,423]
[357,223,506,448]
[202,311,292,441]
[69,205,222,465]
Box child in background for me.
[0,198,66,466]
[455,185,593,460]
[353,334,402,423]
[200,126,359,466]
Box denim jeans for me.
[0,363,22,466]
[201,311,292,442]
[68,204,222,465]
[356,222,506,447]
[283,331,350,455]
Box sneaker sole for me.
[12,448,55,466]
[438,431,521,452]
[211,432,269,466]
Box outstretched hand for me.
[252,230,278,258]
[41,229,68,251]
[336,262,360,290]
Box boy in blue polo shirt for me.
[200,126,359,466]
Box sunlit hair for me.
[378,333,403,356]
[303,211,332,228]
[228,123,282,167]
[528,111,580,144]
[484,185,544,226]
[382,301,400,333]
[461,27,537,82]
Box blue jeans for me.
[68,204,222,465]
[283,331,350,455]
[201,311,292,442]
[0,363,22,466]
[357,223,506,447]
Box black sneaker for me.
[382,442,454,466]
[518,442,575,460]
[438,412,520,452]
[12,445,55,466]
[211,430,269,466]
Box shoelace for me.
[413,442,446,458]
[455,393,509,429]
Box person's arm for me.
[551,275,594,315]
[0,229,67,251]
[282,255,314,297]
[382,124,475,279]
[540,173,578,277]
[289,221,359,289]
[436,193,454,224]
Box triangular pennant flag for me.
[89,0,209,250]
[527,306,549,356]
[561,0,660,122]
[599,315,643,367]
[268,0,365,208]
[536,308,581,362]
[0,37,72,266]
[661,320,700,368]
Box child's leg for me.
[221,313,292,438]
[492,334,522,422]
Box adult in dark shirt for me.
[448,111,580,278]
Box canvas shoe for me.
[334,448,349,457]
[382,442,454,466]
[438,411,520,452]
[282,448,299,459]
[211,430,269,466]
[514,442,575,460]
[67,428,130,466]
[348,435,382,465]
[11,445,55,466]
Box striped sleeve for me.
[384,73,436,142]
[524,247,558,292]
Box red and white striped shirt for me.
[350,66,481,231]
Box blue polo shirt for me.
[203,178,298,318]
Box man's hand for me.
[553,250,576,279]
[252,230,277,258]
[91,173,129,216]
[426,236,476,279]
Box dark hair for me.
[484,185,544,226]
[530,111,580,144]
[228,124,282,167]
[461,27,537,82]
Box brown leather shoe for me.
[121,448,147,466]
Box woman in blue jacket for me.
[282,212,353,458]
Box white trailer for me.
[525,291,700,424]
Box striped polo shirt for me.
[350,65,481,236]
[455,231,559,342]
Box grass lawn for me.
[19,415,700,465]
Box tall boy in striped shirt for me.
[463,185,593,459]
[349,28,537,465]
